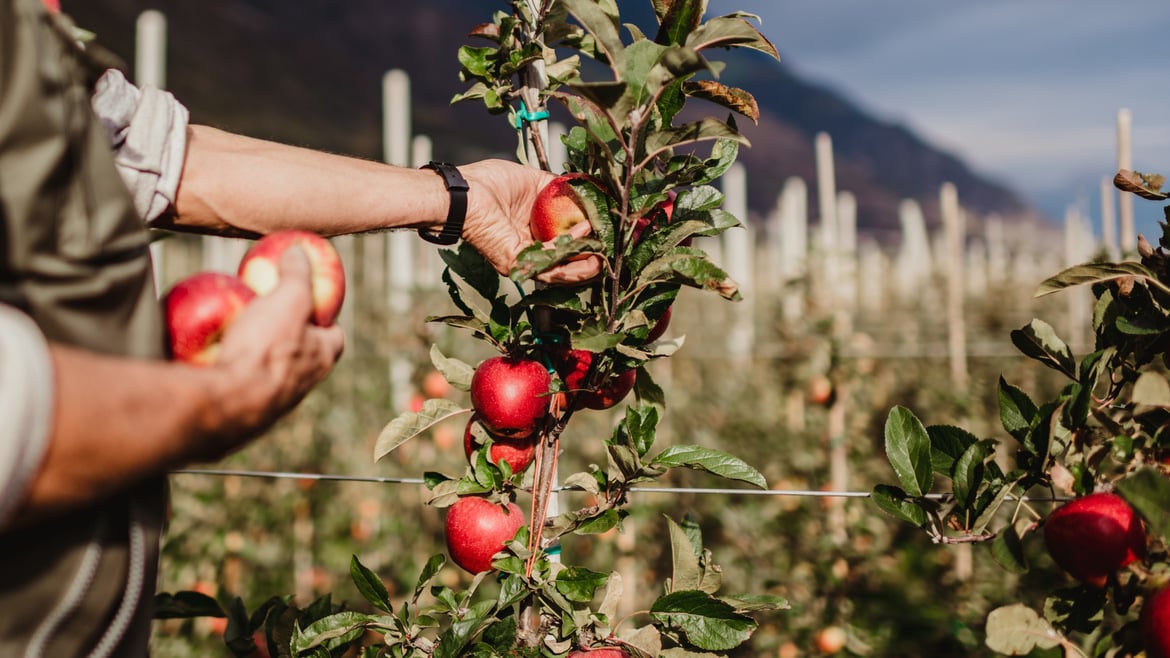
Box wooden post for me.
[895,199,932,305]
[1117,108,1135,256]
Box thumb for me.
[271,245,316,320]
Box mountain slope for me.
[68,0,1048,237]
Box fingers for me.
[269,246,316,323]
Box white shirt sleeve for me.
[0,304,55,527]
[91,68,189,224]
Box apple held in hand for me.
[530,173,594,242]
[1142,586,1170,658]
[1043,492,1146,587]
[238,230,346,326]
[463,418,537,473]
[444,496,525,574]
[470,356,551,438]
[163,271,256,365]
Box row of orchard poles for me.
[136,11,1142,593]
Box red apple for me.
[808,374,834,407]
[444,496,525,574]
[814,626,847,654]
[644,305,672,343]
[1142,586,1170,658]
[238,230,346,326]
[422,369,452,399]
[530,173,594,242]
[163,272,256,365]
[556,349,636,410]
[567,649,629,658]
[470,356,551,438]
[1043,492,1146,587]
[463,418,537,473]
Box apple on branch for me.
[443,496,525,574]
[463,417,537,473]
[163,271,256,366]
[469,356,551,438]
[556,349,636,411]
[238,230,346,326]
[1043,491,1146,587]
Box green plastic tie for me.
[514,100,550,129]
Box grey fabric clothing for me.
[0,0,170,656]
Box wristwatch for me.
[418,161,469,245]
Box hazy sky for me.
[720,1,1170,237]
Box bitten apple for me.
[1142,586,1170,658]
[238,230,346,326]
[163,271,256,365]
[444,496,525,574]
[530,173,594,242]
[469,356,551,438]
[1043,492,1146,587]
[463,418,537,473]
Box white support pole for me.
[1117,108,1136,256]
[547,122,569,174]
[721,163,753,361]
[410,134,443,289]
[940,183,968,390]
[814,132,839,303]
[836,190,858,310]
[985,215,1007,288]
[895,199,932,302]
[383,69,414,413]
[778,177,808,320]
[136,10,168,289]
[1100,176,1120,262]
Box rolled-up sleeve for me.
[0,304,55,527]
[91,68,189,223]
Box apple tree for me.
[155,1,791,656]
[872,169,1170,656]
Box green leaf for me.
[373,399,467,462]
[1010,319,1077,379]
[1043,586,1106,635]
[429,345,474,392]
[990,519,1030,574]
[926,424,978,478]
[667,516,702,592]
[644,118,750,164]
[1036,260,1170,297]
[457,45,496,77]
[292,611,392,654]
[440,243,500,305]
[153,591,225,619]
[1116,468,1170,544]
[349,556,392,614]
[651,445,766,488]
[562,0,625,70]
[655,0,706,46]
[998,377,1037,442]
[624,403,660,457]
[983,604,1061,655]
[556,566,610,603]
[684,14,779,60]
[635,249,740,300]
[413,554,446,602]
[721,594,790,612]
[951,440,989,510]
[870,484,928,527]
[650,590,756,652]
[883,406,933,497]
[575,508,622,534]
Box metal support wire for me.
[171,468,1071,502]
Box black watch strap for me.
[418,162,469,245]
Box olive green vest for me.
[0,0,168,656]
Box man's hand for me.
[460,159,602,284]
[213,246,345,453]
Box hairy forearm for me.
[160,125,449,237]
[16,344,263,523]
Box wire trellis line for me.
[171,468,1072,502]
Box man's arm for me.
[6,249,344,527]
